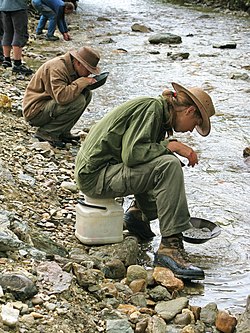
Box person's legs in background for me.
[1,10,32,75]
[0,12,4,63]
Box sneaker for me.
[45,35,59,41]
[2,60,12,68]
[12,64,33,75]
[34,129,66,149]
[35,33,46,39]
[123,202,155,240]
[0,55,4,63]
[154,234,205,280]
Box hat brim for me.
[172,82,210,136]
[70,50,101,75]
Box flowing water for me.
[73,0,250,314]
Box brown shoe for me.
[154,234,205,280]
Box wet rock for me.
[235,295,250,333]
[189,305,201,321]
[100,37,116,44]
[131,23,153,33]
[215,310,237,333]
[0,273,38,300]
[200,302,218,325]
[97,16,111,22]
[229,72,249,80]
[243,147,250,157]
[213,42,237,49]
[148,33,182,44]
[155,297,189,322]
[168,52,190,60]
[153,266,184,292]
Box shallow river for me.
[72,0,250,314]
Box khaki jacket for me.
[22,52,89,121]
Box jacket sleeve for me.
[57,6,68,34]
[121,99,171,167]
[43,66,89,104]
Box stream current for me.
[72,0,250,314]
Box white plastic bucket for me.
[75,196,124,245]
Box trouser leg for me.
[46,11,57,37]
[29,91,92,137]
[82,155,190,237]
[36,15,47,34]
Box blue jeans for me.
[36,5,57,37]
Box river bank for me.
[0,1,250,332]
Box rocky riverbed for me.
[0,4,250,333]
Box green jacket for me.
[75,95,173,192]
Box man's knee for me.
[74,91,92,109]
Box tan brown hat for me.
[70,46,101,74]
[172,82,215,136]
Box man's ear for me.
[185,106,196,116]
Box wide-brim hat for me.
[172,82,215,136]
[70,46,101,74]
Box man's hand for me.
[167,141,198,167]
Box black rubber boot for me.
[123,204,155,241]
[154,234,205,280]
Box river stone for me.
[101,259,126,279]
[147,315,167,332]
[213,42,237,49]
[1,303,19,327]
[0,273,37,300]
[153,266,184,292]
[129,278,146,293]
[215,310,237,333]
[148,285,172,301]
[36,261,72,294]
[148,33,182,44]
[129,293,147,307]
[174,311,192,326]
[126,264,147,284]
[234,295,250,333]
[200,302,218,325]
[131,23,152,33]
[106,318,133,332]
[72,264,105,288]
[155,297,189,321]
[30,231,68,257]
[88,236,139,266]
